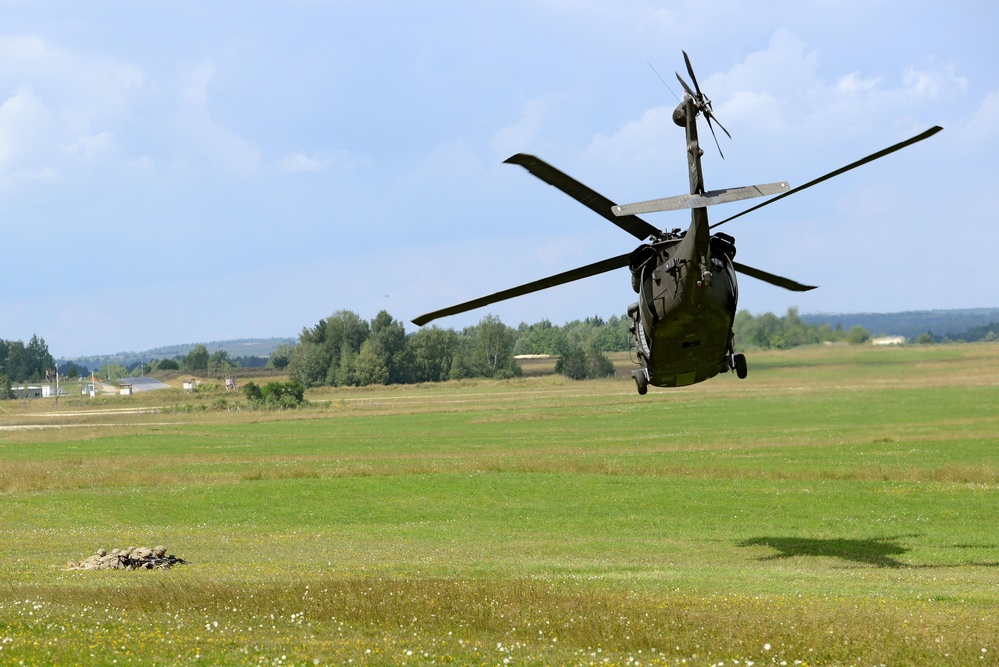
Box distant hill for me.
[61,337,296,368]
[800,308,999,340]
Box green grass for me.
[1,343,998,665]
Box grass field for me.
[1,343,997,666]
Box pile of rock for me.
[66,546,187,570]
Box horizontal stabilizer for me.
[612,182,790,217]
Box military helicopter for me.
[413,52,942,394]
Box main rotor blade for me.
[732,261,817,292]
[505,153,660,241]
[710,126,943,230]
[412,253,631,326]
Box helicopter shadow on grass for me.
[739,536,999,569]
[738,536,914,568]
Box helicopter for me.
[413,52,942,394]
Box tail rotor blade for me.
[705,115,725,159]
[675,71,695,97]
[706,110,731,139]
[682,50,702,96]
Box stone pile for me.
[66,545,188,570]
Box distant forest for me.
[3,307,994,392]
[801,307,999,341]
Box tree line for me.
[283,310,636,388]
[733,307,871,349]
[6,307,996,397]
[0,335,54,398]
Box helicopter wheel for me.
[632,369,649,395]
[733,353,748,379]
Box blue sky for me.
[2,1,996,357]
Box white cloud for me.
[489,96,560,158]
[406,139,483,184]
[174,63,261,173]
[279,151,326,172]
[277,149,362,173]
[836,72,881,95]
[65,131,114,160]
[0,88,49,164]
[583,105,674,167]
[960,88,999,144]
[0,36,144,185]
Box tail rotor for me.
[676,50,731,158]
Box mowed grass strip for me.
[1,343,997,665]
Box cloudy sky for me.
[2,1,996,357]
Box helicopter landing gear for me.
[632,368,650,395]
[731,353,748,379]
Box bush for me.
[242,381,264,401]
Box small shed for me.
[183,378,198,393]
[12,386,43,399]
[119,382,133,396]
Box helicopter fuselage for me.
[627,95,740,389]
[629,226,738,387]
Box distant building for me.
[872,336,906,346]
[11,386,43,399]
[119,382,133,396]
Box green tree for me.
[406,327,459,382]
[209,349,235,375]
[295,310,370,387]
[156,358,180,371]
[370,310,407,383]
[183,344,210,371]
[513,319,570,356]
[288,340,330,388]
[102,362,128,381]
[555,346,588,380]
[0,372,13,400]
[3,341,29,382]
[332,342,358,386]
[26,335,54,381]
[267,343,295,370]
[353,338,389,386]
[586,347,615,378]
[556,345,615,380]
[474,314,518,376]
[846,325,870,345]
